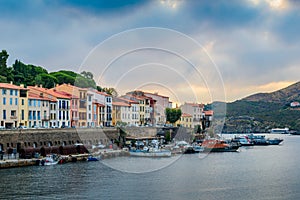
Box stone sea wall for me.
[0,128,119,151]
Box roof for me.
[28,93,52,101]
[51,90,79,99]
[184,102,204,108]
[28,86,71,99]
[0,83,28,90]
[144,92,169,99]
[182,113,192,117]
[204,110,214,116]
[116,97,139,104]
[95,91,110,97]
[113,101,131,107]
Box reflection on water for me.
[1,134,300,200]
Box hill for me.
[243,81,300,104]
[221,81,300,133]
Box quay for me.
[0,150,130,169]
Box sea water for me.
[0,134,299,200]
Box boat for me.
[271,128,289,134]
[232,136,254,146]
[129,147,172,157]
[40,154,59,166]
[200,139,240,152]
[267,138,284,145]
[248,134,269,145]
[289,130,300,135]
[87,155,99,161]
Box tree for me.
[35,73,58,88]
[102,87,118,97]
[80,71,94,79]
[165,108,182,124]
[0,50,9,79]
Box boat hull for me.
[202,147,239,152]
[129,150,171,157]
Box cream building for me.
[0,83,28,128]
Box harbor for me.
[0,133,299,200]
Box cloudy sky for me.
[0,0,299,104]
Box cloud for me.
[0,0,299,103]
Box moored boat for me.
[248,134,269,145]
[232,136,254,146]
[87,155,100,161]
[40,154,59,166]
[129,147,172,157]
[267,138,284,145]
[201,139,240,152]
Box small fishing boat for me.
[87,155,99,161]
[201,139,240,152]
[40,154,59,166]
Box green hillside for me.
[222,81,300,133]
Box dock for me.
[0,150,130,169]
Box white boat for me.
[271,128,289,134]
[129,147,171,157]
[41,154,59,166]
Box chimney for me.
[56,84,59,87]
[20,84,24,88]
[39,84,43,88]
[10,81,13,85]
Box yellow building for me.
[0,82,28,128]
[176,113,193,128]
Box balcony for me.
[72,117,79,121]
[10,116,17,119]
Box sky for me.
[0,0,299,104]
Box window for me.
[29,111,32,120]
[88,95,92,102]
[33,111,36,120]
[2,97,6,105]
[2,89,6,95]
[15,90,18,96]
[9,98,12,105]
[89,105,91,111]
[33,100,36,107]
[10,89,13,95]
[3,110,6,120]
[21,110,24,120]
[11,110,16,117]
[15,98,18,105]
[38,100,41,107]
[22,99,24,105]
[37,111,40,120]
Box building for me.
[291,101,300,107]
[180,102,204,128]
[28,92,51,128]
[112,101,131,126]
[53,84,113,127]
[28,86,71,128]
[124,91,154,125]
[114,97,140,126]
[0,82,28,128]
[176,113,193,128]
[144,92,170,125]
